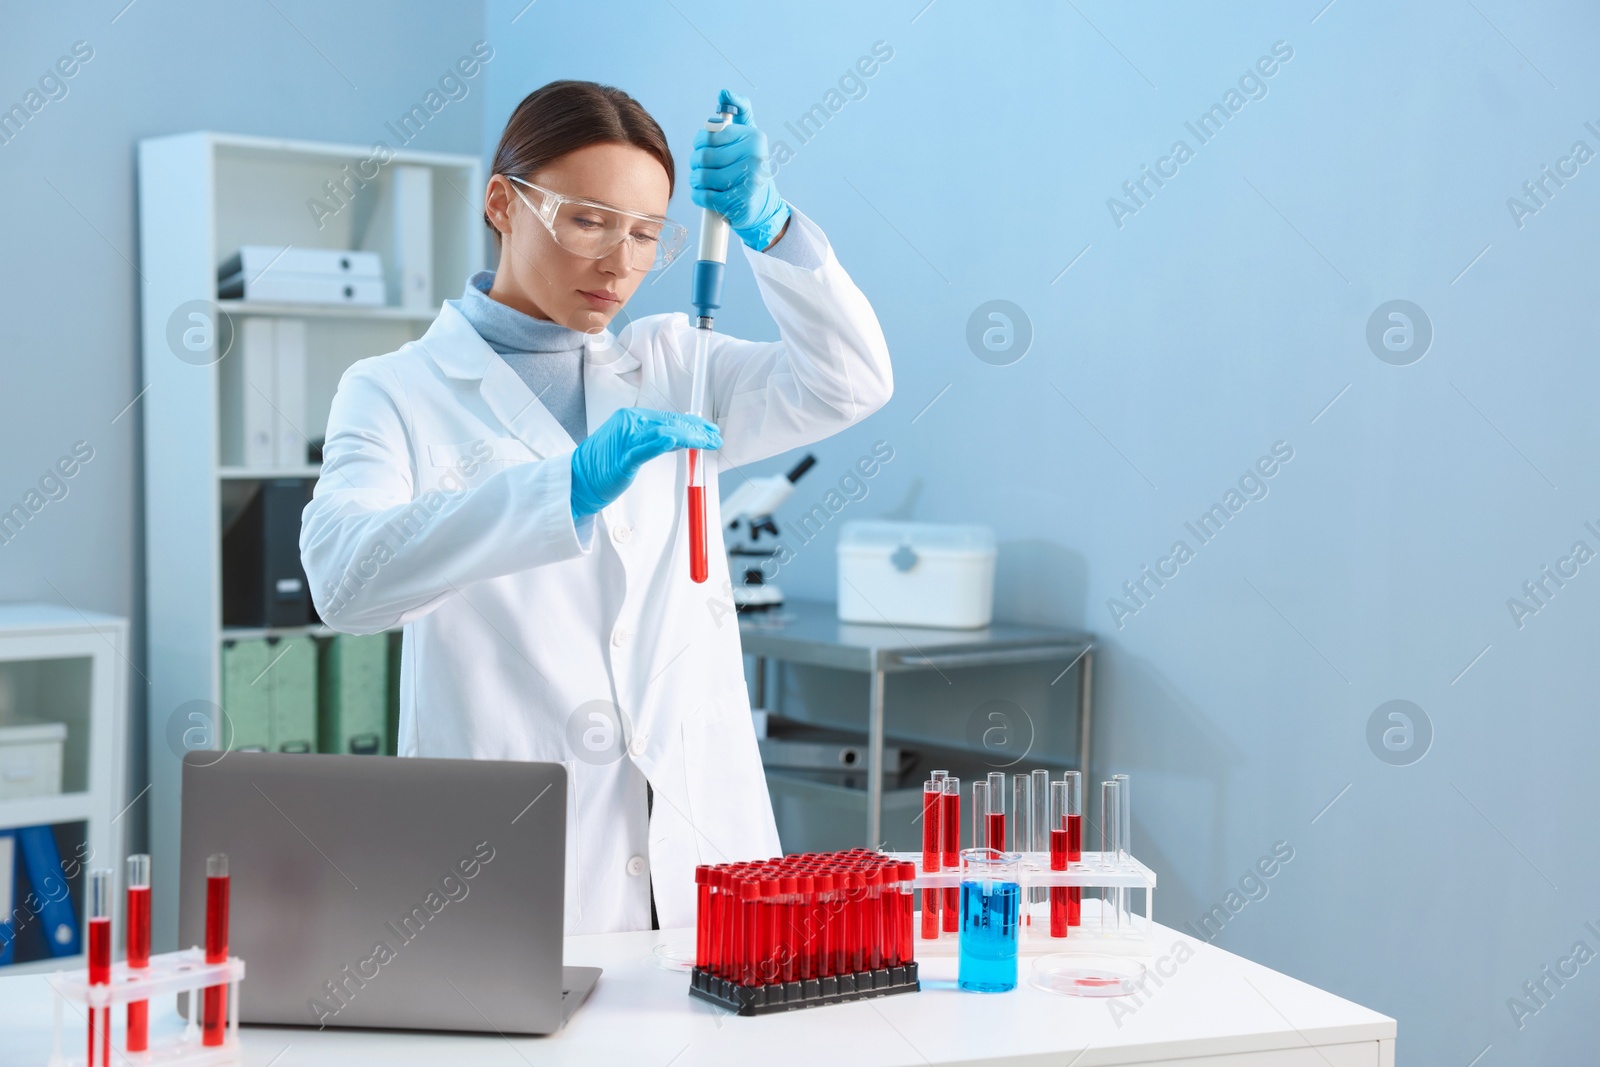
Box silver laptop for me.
[180,751,599,1034]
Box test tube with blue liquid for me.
[958,847,1020,992]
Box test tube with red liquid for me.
[1064,771,1083,925]
[940,776,960,933]
[203,852,230,1046]
[86,867,111,1067]
[687,448,708,583]
[920,778,941,939]
[1049,781,1071,937]
[126,854,152,1050]
[986,771,1007,851]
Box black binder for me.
[222,478,316,627]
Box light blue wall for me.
[480,2,1600,1061]
[0,2,487,842]
[3,0,1594,1058]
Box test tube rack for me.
[45,949,245,1066]
[690,849,920,1016]
[893,849,1158,956]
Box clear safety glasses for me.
[507,175,687,272]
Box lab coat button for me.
[627,856,647,877]
[630,733,649,756]
[612,628,628,647]
[613,524,632,543]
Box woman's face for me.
[484,142,672,332]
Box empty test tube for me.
[1031,768,1051,911]
[1011,773,1031,855]
[972,779,988,849]
[1100,780,1123,932]
[1113,773,1131,924]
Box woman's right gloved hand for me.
[570,407,721,519]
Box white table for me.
[0,923,1395,1066]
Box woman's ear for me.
[484,175,516,238]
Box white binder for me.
[219,317,278,467]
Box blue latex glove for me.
[691,89,792,252]
[570,407,721,519]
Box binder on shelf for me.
[15,825,80,958]
[318,633,388,755]
[269,636,317,754]
[222,479,315,627]
[218,244,385,306]
[221,639,271,751]
[218,272,384,305]
[273,318,307,468]
[219,246,382,280]
[218,318,311,468]
[218,317,276,467]
[385,630,403,756]
[0,833,13,966]
[358,164,434,311]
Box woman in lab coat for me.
[299,82,892,934]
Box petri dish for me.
[1029,954,1147,997]
[652,940,696,972]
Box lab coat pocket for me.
[424,437,528,489]
[681,687,773,865]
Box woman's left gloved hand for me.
[691,88,792,252]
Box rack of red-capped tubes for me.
[689,849,920,1015]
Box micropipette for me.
[686,102,737,584]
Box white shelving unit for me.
[138,132,484,949]
[0,603,128,976]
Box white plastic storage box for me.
[836,521,996,629]
[0,721,67,799]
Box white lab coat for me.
[300,206,892,934]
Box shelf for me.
[0,791,93,831]
[218,465,321,480]
[216,299,437,322]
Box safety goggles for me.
[507,175,687,272]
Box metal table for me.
[738,599,1095,847]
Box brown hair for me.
[485,80,675,236]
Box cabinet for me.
[0,604,128,974]
[138,132,485,948]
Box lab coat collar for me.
[417,300,641,459]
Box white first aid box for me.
[836,521,997,629]
[0,722,67,800]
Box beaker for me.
[958,847,1021,992]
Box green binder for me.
[268,635,318,753]
[221,639,271,751]
[318,633,389,755]
[385,630,403,756]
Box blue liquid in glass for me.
[958,878,1020,992]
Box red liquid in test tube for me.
[920,779,941,939]
[1064,771,1084,926]
[126,854,152,1051]
[203,853,230,1046]
[87,868,111,1067]
[687,451,708,583]
[986,812,1006,851]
